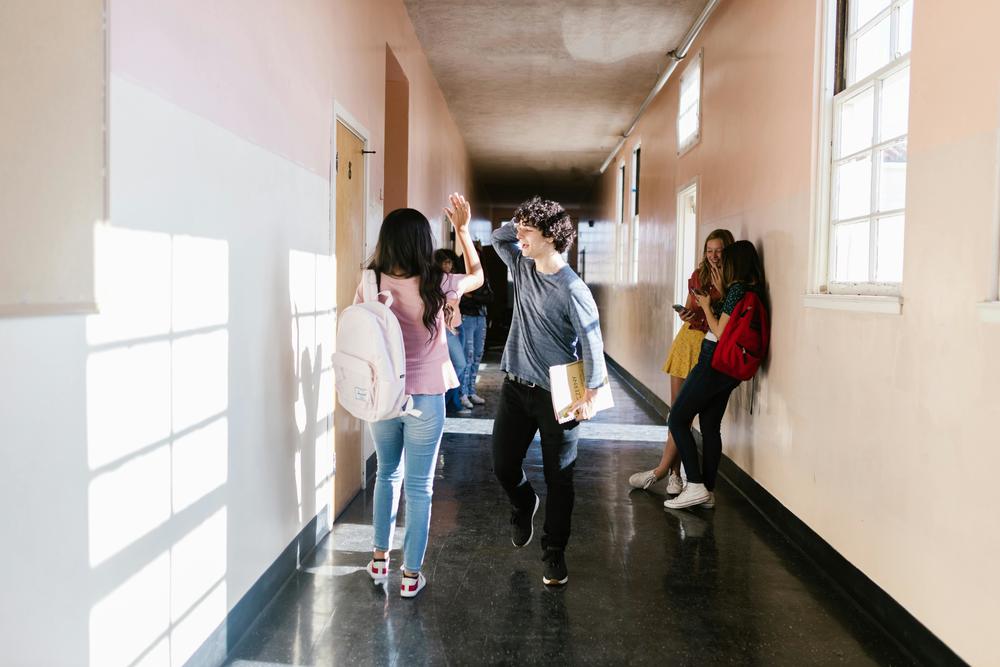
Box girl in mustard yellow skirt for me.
[628,229,734,495]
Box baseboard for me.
[605,354,965,666]
[717,459,965,666]
[604,353,669,419]
[184,506,330,667]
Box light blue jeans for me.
[461,314,487,397]
[368,394,446,573]
[445,325,466,407]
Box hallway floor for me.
[226,350,912,666]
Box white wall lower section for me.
[0,75,336,666]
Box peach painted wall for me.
[592,0,1000,663]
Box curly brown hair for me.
[512,196,575,253]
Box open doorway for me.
[674,181,698,336]
[384,46,409,214]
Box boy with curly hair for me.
[491,196,607,587]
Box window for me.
[615,162,626,282]
[629,145,641,282]
[823,0,913,294]
[677,50,702,154]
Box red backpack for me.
[711,291,769,381]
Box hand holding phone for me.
[672,304,686,313]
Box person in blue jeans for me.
[358,195,483,598]
[459,242,493,408]
[434,249,469,413]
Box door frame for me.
[674,178,700,337]
[329,102,375,492]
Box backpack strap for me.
[362,269,394,307]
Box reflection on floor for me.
[226,348,911,666]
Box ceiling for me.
[403,0,710,205]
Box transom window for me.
[677,50,702,155]
[828,0,913,290]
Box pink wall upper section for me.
[110,0,471,218]
[593,0,1000,663]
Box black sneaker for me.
[510,494,540,547]
[542,548,568,586]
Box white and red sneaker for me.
[367,557,389,583]
[400,571,426,598]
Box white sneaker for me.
[400,571,426,598]
[469,394,486,405]
[460,395,474,409]
[666,471,684,495]
[664,482,710,509]
[701,492,715,509]
[367,557,389,583]
[628,469,659,490]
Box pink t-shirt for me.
[354,273,466,395]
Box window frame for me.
[810,0,912,305]
[629,144,641,283]
[677,49,703,156]
[615,161,626,283]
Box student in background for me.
[459,240,493,408]
[628,229,734,495]
[491,197,606,587]
[433,248,469,415]
[665,240,767,511]
[362,195,482,598]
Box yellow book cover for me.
[548,360,614,424]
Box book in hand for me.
[548,360,615,424]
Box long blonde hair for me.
[696,228,736,290]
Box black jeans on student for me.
[668,340,741,492]
[491,377,579,550]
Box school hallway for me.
[223,350,909,666]
[3,0,997,665]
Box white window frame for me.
[677,50,703,156]
[674,180,699,337]
[629,144,641,283]
[615,161,626,283]
[808,0,911,311]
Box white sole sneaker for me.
[628,469,658,490]
[664,484,711,509]
[701,492,715,509]
[469,395,486,405]
[367,558,389,583]
[400,572,426,598]
[666,472,684,495]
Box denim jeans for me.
[446,326,466,407]
[491,378,579,550]
[368,394,446,573]
[461,314,487,397]
[667,341,741,491]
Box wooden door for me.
[333,121,366,517]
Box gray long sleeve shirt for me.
[493,223,607,391]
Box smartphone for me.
[689,287,708,297]
[672,304,686,313]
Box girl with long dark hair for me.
[664,240,767,510]
[362,194,483,597]
[629,228,734,495]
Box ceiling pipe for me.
[598,0,722,174]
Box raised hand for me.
[443,193,471,232]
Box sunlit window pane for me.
[838,86,874,157]
[853,0,890,29]
[834,221,871,282]
[853,15,891,83]
[878,142,907,211]
[679,109,699,145]
[898,0,914,54]
[879,67,910,141]
[875,215,904,282]
[679,63,700,112]
[835,155,872,220]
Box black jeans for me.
[491,377,579,550]
[667,341,741,492]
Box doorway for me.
[333,119,367,517]
[674,181,698,336]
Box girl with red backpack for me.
[664,240,769,510]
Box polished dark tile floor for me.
[226,348,913,666]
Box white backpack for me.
[332,270,418,421]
